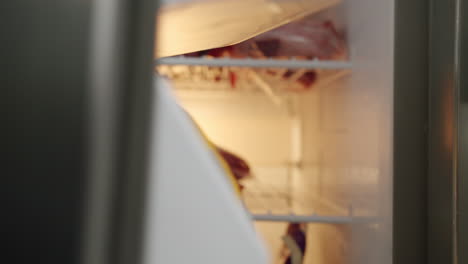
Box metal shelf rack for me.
[156,57,352,70]
[250,213,375,224]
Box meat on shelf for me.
[180,15,347,92]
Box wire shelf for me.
[245,187,375,223]
[156,57,352,69]
[241,167,378,224]
[157,61,350,107]
[250,213,375,224]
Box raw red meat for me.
[232,18,345,60]
[181,15,346,91]
[228,71,237,88]
[215,146,250,180]
[188,16,345,60]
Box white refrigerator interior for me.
[142,78,269,264]
[151,0,395,263]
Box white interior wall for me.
[175,91,294,167]
[294,0,395,262]
[300,75,380,213]
[344,0,394,263]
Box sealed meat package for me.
[158,12,347,92]
[232,16,346,60]
[189,14,346,60]
[187,14,345,91]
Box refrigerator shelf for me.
[157,62,350,106]
[156,57,352,70]
[250,213,375,224]
[245,191,375,224]
[241,166,378,223]
[243,190,356,223]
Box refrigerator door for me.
[428,0,461,263]
[82,0,157,264]
[142,78,268,264]
[3,1,92,263]
[3,0,157,264]
[392,0,429,263]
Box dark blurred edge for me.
[456,0,468,263]
[2,1,91,263]
[1,0,157,264]
[393,0,428,263]
[427,0,459,263]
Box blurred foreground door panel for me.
[2,1,156,264]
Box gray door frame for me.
[428,0,467,263]
[2,1,157,264]
[393,0,429,263]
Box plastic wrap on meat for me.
[232,18,346,60]
[191,17,346,60]
[176,15,347,91]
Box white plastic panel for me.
[342,0,394,263]
[289,0,394,262]
[142,78,268,264]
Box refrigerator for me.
[2,0,465,264]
